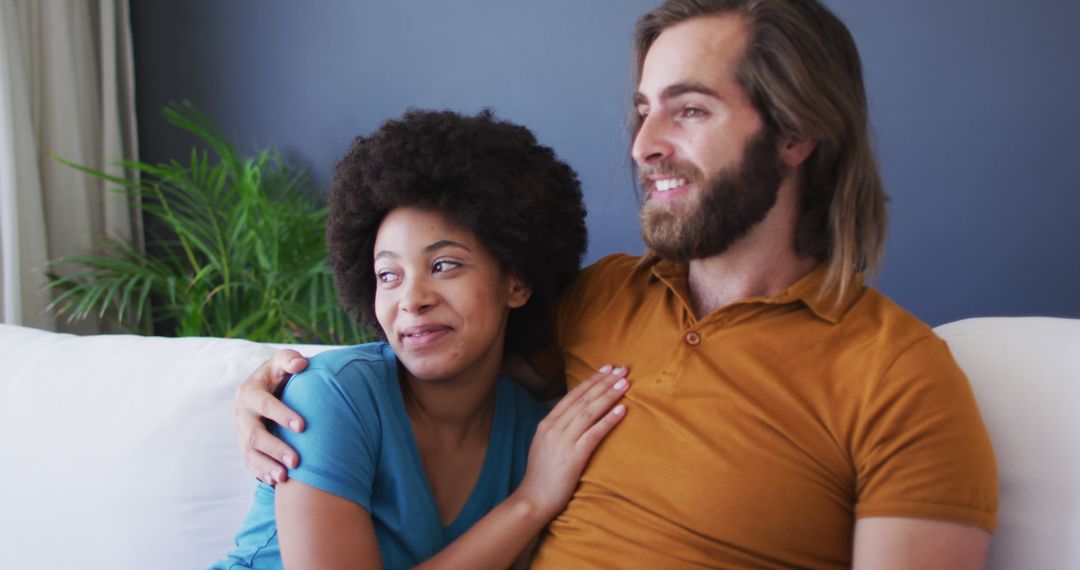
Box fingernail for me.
[613,404,626,416]
[289,420,300,431]
[613,378,628,391]
[282,454,294,467]
[272,469,283,482]
[598,364,613,374]
[612,366,626,376]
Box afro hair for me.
[326,109,587,353]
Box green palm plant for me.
[47,101,371,344]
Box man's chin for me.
[640,213,737,262]
[642,196,690,224]
[640,222,692,262]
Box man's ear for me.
[779,134,817,169]
[506,276,532,309]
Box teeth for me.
[654,178,687,192]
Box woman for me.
[212,109,628,569]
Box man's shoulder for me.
[557,254,658,323]
[848,286,937,340]
[579,253,645,279]
[836,286,958,373]
[573,253,656,293]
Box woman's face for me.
[373,207,531,383]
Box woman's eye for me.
[636,105,650,118]
[432,260,462,273]
[376,271,400,284]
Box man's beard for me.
[639,128,785,262]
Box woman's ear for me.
[506,275,532,309]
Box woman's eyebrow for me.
[423,240,471,253]
[374,240,471,260]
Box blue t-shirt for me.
[211,342,548,570]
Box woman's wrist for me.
[506,489,561,531]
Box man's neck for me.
[687,247,817,318]
[685,177,818,318]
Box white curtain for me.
[0,0,139,332]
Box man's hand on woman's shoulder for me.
[234,349,310,484]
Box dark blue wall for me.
[132,0,1080,326]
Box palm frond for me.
[47,102,373,343]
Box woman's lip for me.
[399,325,453,349]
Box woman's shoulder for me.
[305,341,394,373]
[282,342,398,408]
[498,376,550,430]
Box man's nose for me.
[631,113,674,165]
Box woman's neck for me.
[399,361,501,444]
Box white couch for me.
[0,317,1076,569]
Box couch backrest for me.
[3,318,1076,568]
[935,317,1080,569]
[0,324,338,569]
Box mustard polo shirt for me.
[530,254,997,569]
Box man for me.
[235,1,997,567]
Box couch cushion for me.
[935,317,1080,569]
[5,318,1075,568]
[0,324,278,569]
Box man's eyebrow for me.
[664,82,722,100]
[634,82,722,106]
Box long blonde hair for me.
[633,0,888,304]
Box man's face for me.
[632,14,785,261]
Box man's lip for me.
[647,176,693,201]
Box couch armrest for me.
[0,325,340,569]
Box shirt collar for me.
[645,256,865,325]
[765,264,864,324]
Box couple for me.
[223,0,998,568]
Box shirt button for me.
[685,331,701,346]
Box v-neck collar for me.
[382,344,509,538]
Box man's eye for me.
[433,260,462,273]
[680,107,707,118]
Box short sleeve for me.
[853,335,999,531]
[276,365,381,511]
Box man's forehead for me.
[639,13,748,95]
